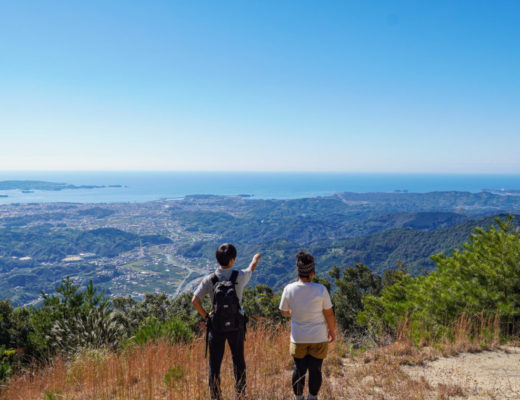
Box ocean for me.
[1,172,520,204]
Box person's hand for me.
[253,253,261,264]
[328,329,336,343]
[198,320,207,331]
[249,253,261,272]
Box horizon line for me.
[2,170,520,176]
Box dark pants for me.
[208,328,246,400]
[292,355,324,397]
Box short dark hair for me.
[216,243,237,266]
[296,251,315,278]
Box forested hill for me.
[312,214,519,276]
[0,226,171,262]
[180,214,520,288]
[333,191,520,215]
[174,191,520,245]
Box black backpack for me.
[210,270,241,333]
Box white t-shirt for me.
[279,281,333,343]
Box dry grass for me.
[1,314,504,400]
[2,325,340,400]
[437,383,465,399]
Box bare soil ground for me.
[402,346,520,399]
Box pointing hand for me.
[249,253,261,272]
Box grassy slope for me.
[2,316,502,400]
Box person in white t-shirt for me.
[279,251,336,400]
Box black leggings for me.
[292,355,324,397]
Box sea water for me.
[1,171,520,204]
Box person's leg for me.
[227,329,246,399]
[292,356,308,398]
[209,330,226,400]
[306,355,324,398]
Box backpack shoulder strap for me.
[230,270,239,284]
[210,273,219,286]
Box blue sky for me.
[0,1,519,172]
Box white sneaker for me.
[307,395,318,400]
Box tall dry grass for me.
[2,324,345,400]
[366,312,501,364]
[2,313,504,400]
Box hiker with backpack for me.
[192,243,261,400]
[279,251,336,400]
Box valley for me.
[1,191,520,305]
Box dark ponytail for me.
[296,251,315,278]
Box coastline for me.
[1,172,520,205]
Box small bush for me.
[0,346,16,381]
[129,317,193,346]
[164,365,184,388]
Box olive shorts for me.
[290,342,328,359]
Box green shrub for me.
[360,216,520,341]
[0,346,15,381]
[130,317,193,346]
[242,285,283,325]
[49,301,126,353]
[333,263,382,334]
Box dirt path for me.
[402,346,520,399]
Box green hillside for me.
[178,214,520,288]
[0,225,171,262]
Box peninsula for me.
[0,180,122,191]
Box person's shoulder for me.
[283,281,299,291]
[311,281,328,292]
[202,271,218,283]
[193,271,217,297]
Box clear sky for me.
[1,1,519,172]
